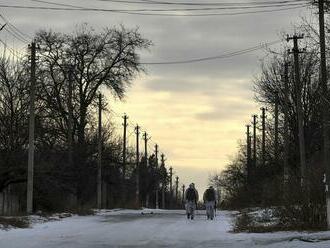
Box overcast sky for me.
[0,0,313,193]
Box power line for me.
[29,0,85,9]
[0,13,32,43]
[2,26,28,43]
[0,3,308,17]
[3,27,29,43]
[28,0,307,11]
[95,0,307,6]
[124,3,307,11]
[124,5,307,16]
[141,40,281,65]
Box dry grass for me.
[0,217,29,229]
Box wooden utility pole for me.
[27,42,36,214]
[143,132,149,165]
[260,107,267,167]
[97,94,102,209]
[175,176,179,207]
[143,132,150,207]
[67,66,74,168]
[287,34,306,187]
[155,144,159,209]
[169,167,173,208]
[182,184,185,206]
[135,125,140,208]
[161,154,166,209]
[246,125,252,184]
[318,0,330,229]
[274,93,279,164]
[155,144,159,166]
[122,114,128,179]
[283,62,290,185]
[161,154,165,164]
[252,115,258,169]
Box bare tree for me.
[0,56,30,192]
[33,25,151,206]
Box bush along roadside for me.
[0,212,74,230]
[233,205,327,233]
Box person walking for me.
[185,183,199,220]
[203,186,217,220]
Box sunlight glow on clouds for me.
[110,75,259,191]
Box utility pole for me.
[274,93,279,165]
[318,0,330,229]
[169,167,173,209]
[161,154,166,209]
[252,115,258,170]
[182,184,185,206]
[260,107,267,167]
[155,144,159,209]
[97,94,102,209]
[67,65,74,168]
[161,154,165,164]
[246,125,252,185]
[66,63,75,213]
[175,176,179,207]
[122,114,128,179]
[135,125,140,208]
[287,34,306,187]
[155,144,159,167]
[283,62,290,185]
[143,132,150,208]
[143,132,150,165]
[27,41,36,214]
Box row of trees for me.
[0,24,181,214]
[211,4,330,228]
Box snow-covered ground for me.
[1,209,330,247]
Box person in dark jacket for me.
[184,183,199,220]
[203,186,217,220]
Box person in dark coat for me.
[184,183,199,220]
[203,186,217,220]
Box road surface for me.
[1,209,330,247]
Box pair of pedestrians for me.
[184,183,217,220]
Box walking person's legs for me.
[210,203,214,220]
[191,202,196,220]
[186,201,195,220]
[185,202,190,219]
[205,201,215,220]
[206,203,210,219]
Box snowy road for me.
[1,209,330,247]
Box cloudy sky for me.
[0,0,312,192]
